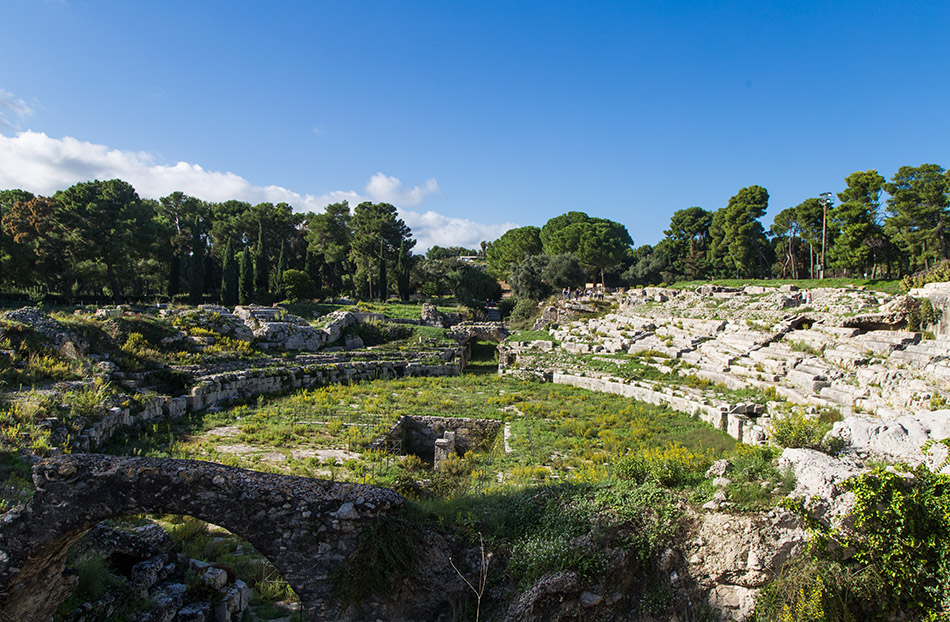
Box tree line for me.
[0,180,421,304]
[633,164,950,285]
[0,179,509,307]
[490,163,950,297]
[1,163,945,306]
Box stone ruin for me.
[447,321,509,369]
[0,454,403,621]
[368,415,503,467]
[500,284,950,460]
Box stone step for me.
[795,362,834,377]
[812,325,860,338]
[748,343,803,364]
[900,341,950,357]
[819,385,867,405]
[786,368,830,393]
[824,346,869,366]
[889,349,939,368]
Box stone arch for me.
[448,322,510,369]
[0,454,403,621]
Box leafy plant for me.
[769,410,843,454]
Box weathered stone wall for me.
[550,373,767,444]
[0,454,403,622]
[77,359,460,450]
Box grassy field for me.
[97,372,799,615]
[101,374,795,512]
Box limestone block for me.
[727,415,747,442]
[177,601,213,622]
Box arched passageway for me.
[0,454,403,621]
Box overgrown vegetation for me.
[757,462,950,621]
[768,408,844,454]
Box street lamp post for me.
[819,192,834,280]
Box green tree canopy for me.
[54,179,153,301]
[830,170,886,275]
[349,202,414,300]
[664,206,711,280]
[542,253,586,289]
[708,185,771,278]
[485,226,542,280]
[885,164,949,271]
[509,255,552,300]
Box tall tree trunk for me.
[106,262,121,304]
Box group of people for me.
[562,287,605,301]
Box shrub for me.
[497,297,518,319]
[761,463,950,620]
[63,379,114,420]
[74,552,125,600]
[769,410,842,454]
[281,269,317,301]
[614,443,710,487]
[332,514,418,606]
[508,299,540,328]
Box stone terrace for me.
[501,285,950,448]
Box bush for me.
[497,297,518,319]
[508,298,540,328]
[509,255,552,300]
[281,269,317,301]
[614,443,710,488]
[762,463,950,620]
[74,552,125,600]
[769,410,842,454]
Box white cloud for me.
[365,172,440,206]
[398,208,516,252]
[0,89,34,133]
[0,130,514,250]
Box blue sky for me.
[1,0,949,251]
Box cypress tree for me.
[188,224,204,305]
[275,239,287,296]
[220,238,238,306]
[253,221,269,303]
[239,248,253,306]
[396,241,411,301]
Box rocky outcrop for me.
[829,412,950,472]
[0,306,87,359]
[421,303,462,328]
[685,509,808,620]
[0,454,403,622]
[234,306,326,350]
[841,295,914,330]
[532,301,598,331]
[778,448,868,527]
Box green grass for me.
[107,374,738,494]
